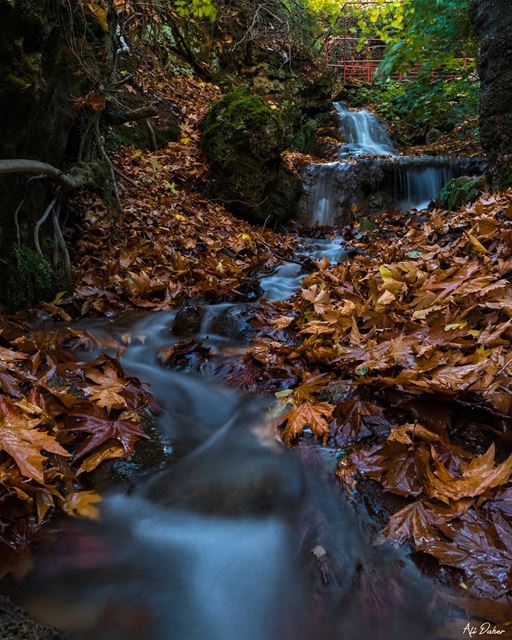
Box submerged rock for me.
[208,303,257,343]
[0,597,64,640]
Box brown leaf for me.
[282,401,334,444]
[425,444,512,504]
[62,491,102,520]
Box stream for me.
[4,105,480,639]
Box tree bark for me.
[0,160,94,190]
[472,0,512,190]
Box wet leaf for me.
[62,491,102,520]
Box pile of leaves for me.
[0,318,154,574]
[237,190,512,603]
[0,68,295,567]
[58,73,294,319]
[403,117,483,158]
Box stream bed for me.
[2,104,482,639]
[2,235,441,640]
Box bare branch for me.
[0,160,94,190]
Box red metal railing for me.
[327,58,474,85]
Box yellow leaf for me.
[51,291,66,305]
[379,265,394,281]
[444,321,468,332]
[62,491,102,520]
[78,443,125,475]
[86,2,108,32]
[465,232,488,255]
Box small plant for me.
[438,176,482,211]
[4,245,54,309]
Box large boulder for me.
[201,87,301,224]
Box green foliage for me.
[380,0,475,75]
[175,0,217,21]
[395,77,479,130]
[439,176,482,211]
[3,245,54,309]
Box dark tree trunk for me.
[0,0,116,306]
[472,0,512,190]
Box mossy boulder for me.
[201,87,300,224]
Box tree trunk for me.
[472,0,512,190]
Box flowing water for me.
[301,103,480,226]
[4,237,442,640]
[335,102,396,157]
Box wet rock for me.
[426,128,443,144]
[298,155,487,225]
[90,421,173,493]
[157,339,212,372]
[201,87,301,224]
[172,304,205,337]
[145,441,305,517]
[0,596,65,640]
[143,398,305,516]
[208,303,257,342]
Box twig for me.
[13,198,25,247]
[52,198,71,285]
[34,197,57,258]
[113,166,139,188]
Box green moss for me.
[2,245,54,309]
[201,86,299,223]
[202,86,284,160]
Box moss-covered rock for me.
[201,87,300,224]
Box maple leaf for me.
[85,362,128,412]
[0,397,69,483]
[420,509,512,598]
[282,401,334,444]
[62,491,102,520]
[65,412,148,460]
[301,284,330,315]
[380,501,438,547]
[78,443,126,475]
[425,444,512,504]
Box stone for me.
[426,128,443,144]
[201,87,301,224]
[0,596,65,640]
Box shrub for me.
[438,176,482,211]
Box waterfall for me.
[394,164,454,212]
[300,103,484,227]
[308,162,340,225]
[334,102,395,157]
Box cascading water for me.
[299,103,483,226]
[394,162,454,212]
[334,102,395,157]
[306,162,342,226]
[4,237,441,640]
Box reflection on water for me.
[8,236,439,640]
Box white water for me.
[334,102,395,157]
[259,236,348,301]
[394,163,454,211]
[9,230,444,640]
[303,104,459,225]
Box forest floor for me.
[1,64,512,632]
